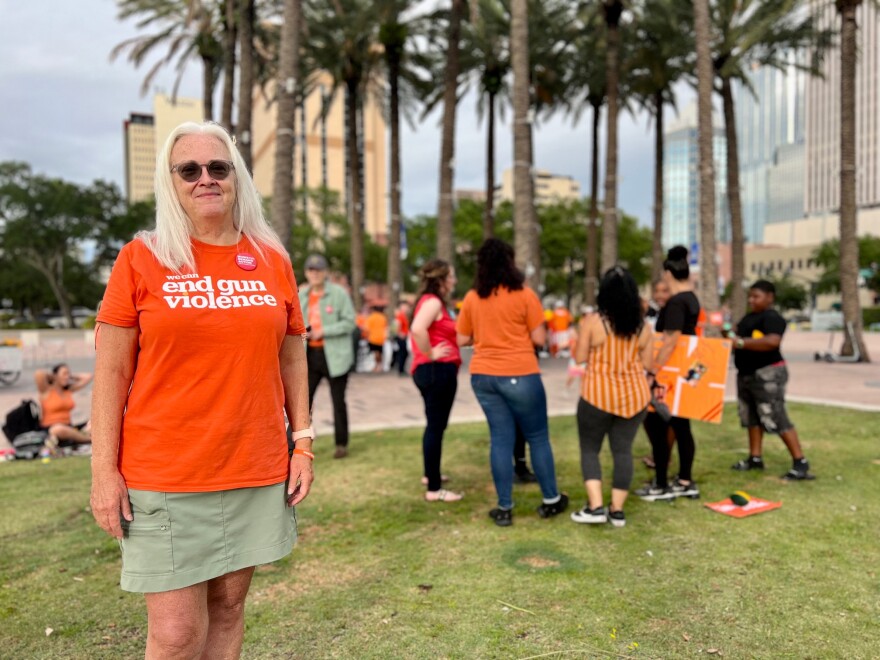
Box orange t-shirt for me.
[96,237,306,492]
[549,308,572,332]
[40,388,75,426]
[395,310,410,338]
[365,311,387,345]
[307,290,324,348]
[457,287,545,376]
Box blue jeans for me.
[471,373,560,509]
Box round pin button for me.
[235,253,257,271]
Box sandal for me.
[424,489,463,502]
[421,475,450,486]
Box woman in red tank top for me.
[410,259,463,502]
[35,363,93,447]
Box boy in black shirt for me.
[729,280,814,480]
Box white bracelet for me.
[292,427,315,441]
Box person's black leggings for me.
[644,412,696,487]
[307,347,350,448]
[413,362,459,491]
[577,399,646,490]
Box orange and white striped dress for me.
[581,320,651,418]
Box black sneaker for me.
[536,493,569,518]
[635,481,675,502]
[514,467,538,484]
[488,508,513,526]
[732,456,765,471]
[607,510,626,528]
[782,460,816,481]
[570,505,607,524]
[671,477,700,499]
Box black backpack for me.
[3,400,48,459]
[3,399,41,441]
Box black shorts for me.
[368,342,384,353]
[736,364,793,434]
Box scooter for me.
[813,321,862,363]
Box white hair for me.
[137,121,288,272]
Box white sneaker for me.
[570,505,607,524]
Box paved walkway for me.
[1,330,877,451]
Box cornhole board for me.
[705,497,782,518]
[651,335,732,423]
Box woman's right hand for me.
[430,341,453,361]
[90,468,133,539]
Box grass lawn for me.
[1,403,878,659]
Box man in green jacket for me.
[299,255,356,458]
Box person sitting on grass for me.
[728,280,814,480]
[35,363,93,451]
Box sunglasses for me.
[170,160,235,182]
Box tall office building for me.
[733,53,807,242]
[662,101,729,249]
[123,113,156,203]
[805,0,880,216]
[123,81,388,239]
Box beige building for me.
[123,113,156,203]
[454,189,488,204]
[123,83,388,238]
[495,168,581,207]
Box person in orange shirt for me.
[570,267,655,527]
[391,300,411,375]
[548,300,573,357]
[35,363,93,450]
[89,122,313,658]
[365,305,388,372]
[456,239,568,527]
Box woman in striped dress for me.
[571,267,655,527]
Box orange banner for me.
[652,336,732,424]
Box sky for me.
[0,0,683,228]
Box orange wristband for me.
[292,448,315,460]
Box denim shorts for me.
[119,482,297,593]
[737,364,793,434]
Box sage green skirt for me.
[119,483,297,593]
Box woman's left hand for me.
[287,455,314,507]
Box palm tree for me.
[236,0,256,170]
[511,0,536,286]
[468,0,510,240]
[436,0,468,264]
[220,0,237,131]
[378,0,423,319]
[692,0,719,312]
[600,0,624,272]
[628,0,693,284]
[112,0,222,120]
[835,0,871,361]
[303,0,383,310]
[711,0,832,321]
[270,0,302,250]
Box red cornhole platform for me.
[705,497,782,518]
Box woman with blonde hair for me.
[90,121,313,658]
[410,259,463,502]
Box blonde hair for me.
[137,121,288,272]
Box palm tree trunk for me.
[838,0,870,360]
[652,91,664,284]
[511,0,536,286]
[387,39,403,324]
[693,0,720,312]
[585,100,601,306]
[483,91,496,240]
[270,0,300,251]
[601,1,623,272]
[527,119,540,290]
[221,0,237,132]
[721,77,746,321]
[436,0,465,263]
[201,55,215,121]
[237,0,255,171]
[346,80,365,311]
